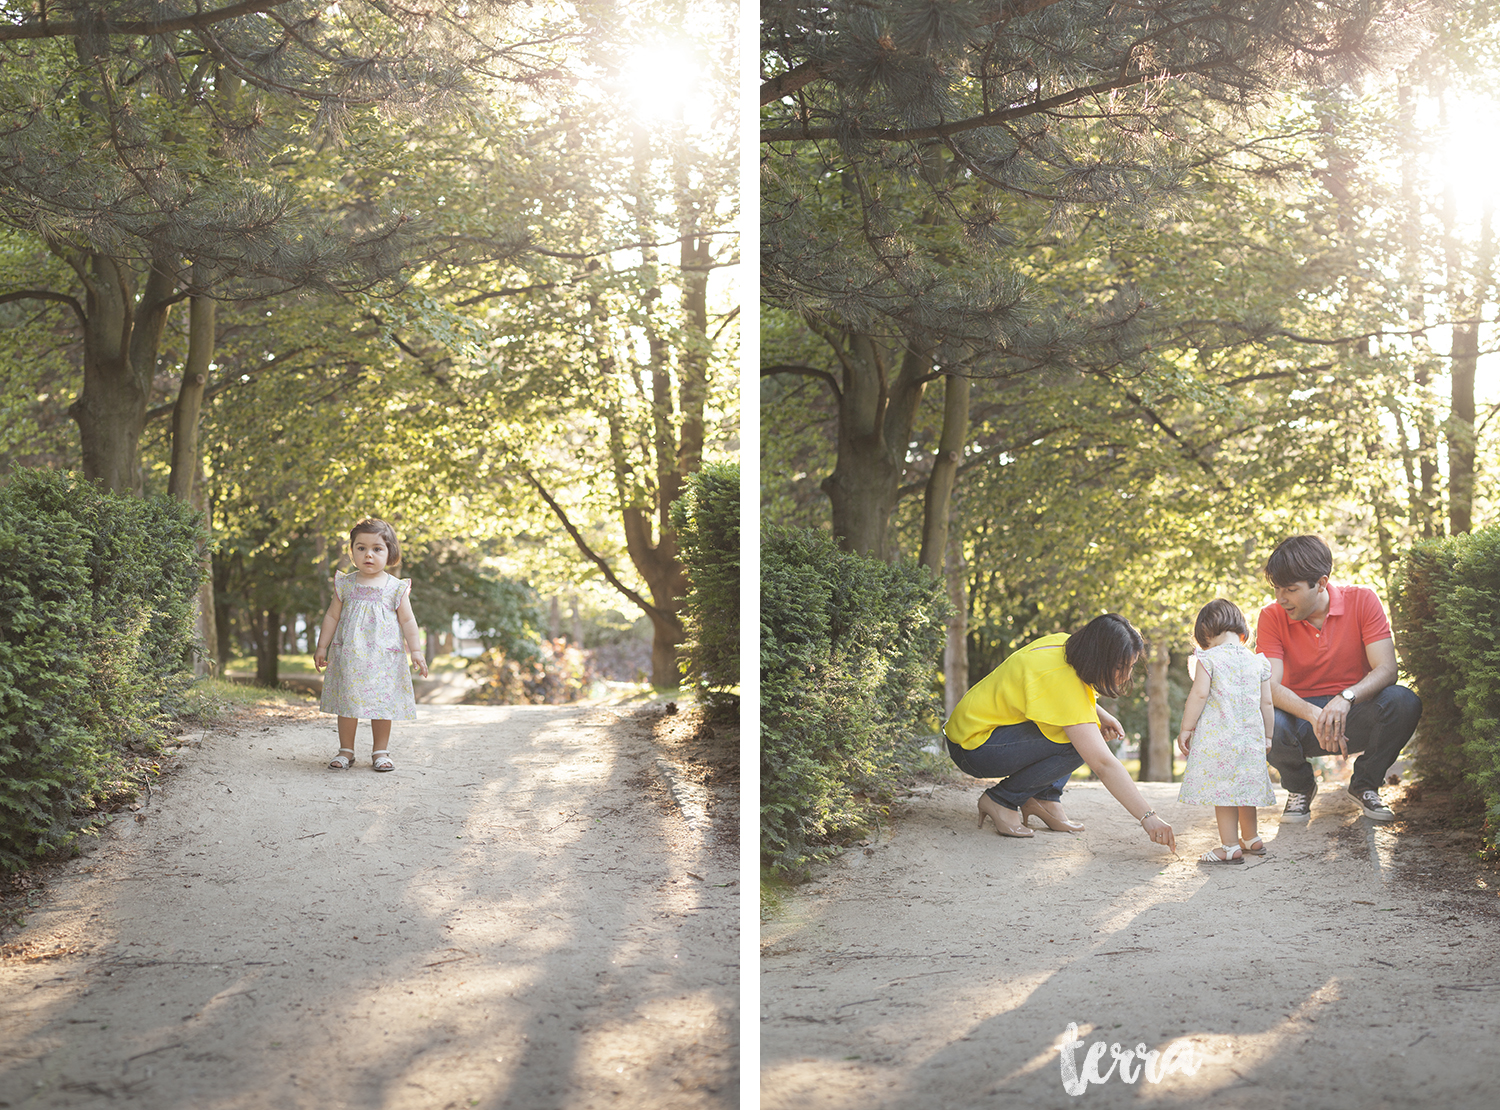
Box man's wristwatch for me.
[1340,688,1356,704]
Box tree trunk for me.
[943,529,969,717]
[919,372,971,572]
[214,556,234,670]
[168,292,215,502]
[623,506,687,687]
[254,609,281,688]
[821,336,931,560]
[1449,320,1478,536]
[63,253,176,494]
[1449,195,1492,537]
[1141,638,1173,782]
[191,461,217,677]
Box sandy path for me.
[762,778,1500,1110]
[0,704,737,1109]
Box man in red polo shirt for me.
[1256,535,1422,823]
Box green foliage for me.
[405,541,544,664]
[761,527,949,879]
[669,461,740,710]
[1392,530,1500,846]
[0,469,205,871]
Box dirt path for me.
[0,703,737,1110]
[761,776,1500,1110]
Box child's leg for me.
[1214,806,1240,848]
[371,720,395,770]
[329,716,359,768]
[1238,806,1260,842]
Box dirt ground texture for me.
[0,700,738,1110]
[761,772,1500,1110]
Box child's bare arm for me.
[396,590,428,677]
[313,595,343,671]
[1260,676,1274,749]
[1176,664,1212,756]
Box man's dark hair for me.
[1264,535,1333,588]
[1193,599,1250,649]
[1066,614,1145,698]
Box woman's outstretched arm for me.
[1063,722,1177,853]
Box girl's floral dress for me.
[1177,641,1275,807]
[320,572,416,720]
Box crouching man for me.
[1255,535,1422,822]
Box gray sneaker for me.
[1282,781,1317,821]
[1351,788,1394,822]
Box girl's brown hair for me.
[349,518,401,567]
[1193,598,1249,649]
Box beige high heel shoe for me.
[1020,798,1085,833]
[977,794,1034,838]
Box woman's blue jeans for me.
[945,720,1084,810]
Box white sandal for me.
[1239,835,1267,856]
[1199,844,1244,864]
[372,751,394,772]
[329,748,355,770]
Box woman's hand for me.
[1142,813,1176,853]
[1096,706,1125,742]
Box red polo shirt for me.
[1255,584,1392,698]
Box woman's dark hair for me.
[1264,534,1332,588]
[1065,613,1145,698]
[349,517,401,567]
[1193,599,1249,649]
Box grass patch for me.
[223,653,475,676]
[761,867,796,922]
[178,677,317,724]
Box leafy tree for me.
[761,0,1429,563]
[0,0,566,494]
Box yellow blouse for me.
[943,633,1099,748]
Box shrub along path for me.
[761,775,1500,1110]
[0,703,737,1109]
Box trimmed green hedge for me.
[670,461,739,710]
[0,469,205,870]
[1392,530,1500,842]
[762,526,949,878]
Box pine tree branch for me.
[761,362,841,398]
[0,1,291,42]
[523,470,679,630]
[762,54,1236,143]
[760,0,1073,105]
[0,288,85,326]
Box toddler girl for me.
[1176,598,1275,863]
[313,518,428,771]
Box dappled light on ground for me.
[0,705,735,1109]
[762,779,1500,1109]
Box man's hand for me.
[1313,696,1350,755]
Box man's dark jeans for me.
[1269,685,1422,796]
[946,720,1085,810]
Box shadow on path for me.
[762,778,1500,1109]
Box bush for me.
[1392,529,1500,843]
[670,461,739,711]
[464,638,594,705]
[761,526,949,878]
[1391,537,1467,787]
[0,469,205,871]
